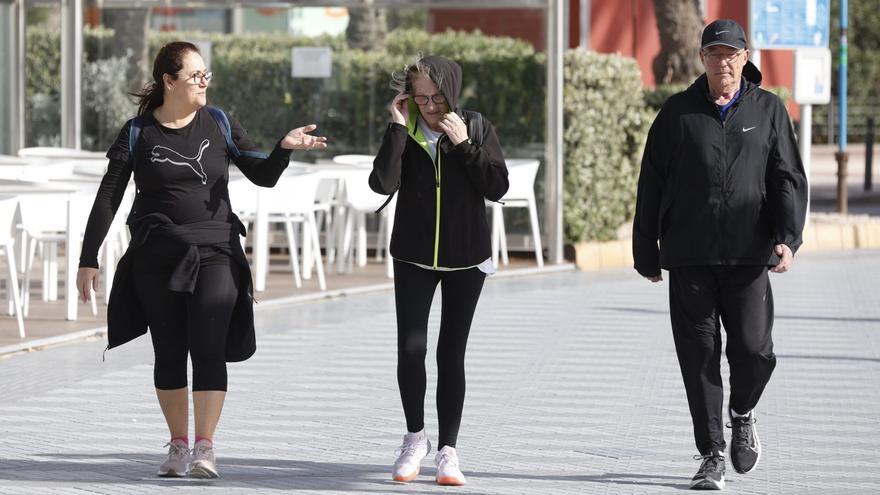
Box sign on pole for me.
[794,47,831,105]
[291,47,332,79]
[749,0,830,49]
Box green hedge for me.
[26,27,658,243]
[563,49,652,243]
[146,29,544,159]
[25,27,127,147]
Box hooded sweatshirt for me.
[369,56,509,269]
[632,63,807,277]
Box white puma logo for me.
[150,139,210,184]
[742,126,757,133]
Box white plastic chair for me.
[18,147,106,161]
[0,195,25,337]
[332,154,374,167]
[17,192,97,316]
[99,187,134,304]
[491,159,544,268]
[227,177,257,253]
[266,173,326,290]
[337,168,395,278]
[313,177,344,266]
[230,173,327,291]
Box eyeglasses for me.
[180,70,213,84]
[702,50,745,64]
[412,94,446,105]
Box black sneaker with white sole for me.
[728,410,761,474]
[690,452,725,490]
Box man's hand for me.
[645,274,663,283]
[770,244,793,273]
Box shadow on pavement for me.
[597,306,880,324]
[0,454,693,491]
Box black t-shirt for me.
[109,108,254,224]
[80,107,293,268]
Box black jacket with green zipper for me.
[632,65,807,278]
[369,56,509,269]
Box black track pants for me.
[668,265,776,455]
[132,240,240,392]
[393,259,486,449]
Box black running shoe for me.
[690,452,725,490]
[728,410,761,474]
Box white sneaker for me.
[157,439,191,477]
[188,439,219,479]
[392,430,431,482]
[434,446,466,486]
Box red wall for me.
[429,0,798,117]
[428,9,545,51]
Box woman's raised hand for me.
[389,93,409,126]
[281,124,328,150]
[439,112,468,146]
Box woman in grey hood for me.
[370,55,509,486]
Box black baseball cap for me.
[701,19,747,50]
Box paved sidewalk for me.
[0,250,879,494]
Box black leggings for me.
[131,239,240,392]
[393,259,486,449]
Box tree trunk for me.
[346,3,387,51]
[652,0,703,85]
[101,8,150,90]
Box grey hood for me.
[419,55,463,112]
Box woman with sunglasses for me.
[76,41,326,479]
[370,55,508,486]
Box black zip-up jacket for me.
[632,69,807,277]
[369,56,509,269]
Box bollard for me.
[836,151,849,214]
[866,117,875,192]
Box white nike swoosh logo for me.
[742,126,756,132]
[715,30,730,35]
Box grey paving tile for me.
[0,250,878,493]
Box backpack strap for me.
[462,109,484,146]
[206,106,269,160]
[374,187,398,214]
[127,115,144,170]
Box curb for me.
[574,216,880,271]
[0,263,576,357]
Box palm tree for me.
[652,0,703,85]
[101,8,151,89]
[346,1,387,51]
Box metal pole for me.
[800,104,812,228]
[579,0,589,49]
[828,96,834,145]
[866,117,874,192]
[544,0,564,264]
[61,0,83,149]
[835,0,848,213]
[12,0,24,152]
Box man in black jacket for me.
[632,19,807,490]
